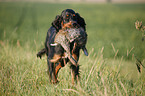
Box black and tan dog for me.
[37,9,88,84]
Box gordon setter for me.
[37,9,88,84]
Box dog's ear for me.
[76,13,86,31]
[52,15,62,31]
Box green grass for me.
[0,2,145,95]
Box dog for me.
[37,9,88,84]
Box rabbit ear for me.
[75,13,86,31]
[82,47,88,56]
[52,15,62,31]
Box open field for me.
[1,0,145,3]
[0,2,145,95]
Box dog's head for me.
[52,9,86,31]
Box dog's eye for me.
[73,14,75,17]
[66,15,69,17]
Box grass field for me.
[0,2,145,95]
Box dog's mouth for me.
[63,21,80,28]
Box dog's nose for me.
[72,23,77,27]
[72,22,80,28]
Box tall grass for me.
[0,40,145,95]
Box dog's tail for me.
[37,48,46,59]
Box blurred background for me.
[0,0,145,59]
[0,0,145,3]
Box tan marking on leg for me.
[55,62,62,76]
[50,54,61,63]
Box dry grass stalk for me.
[114,83,122,96]
[101,77,107,96]
[0,40,4,46]
[119,81,127,96]
[101,46,104,53]
[17,40,21,47]
[135,20,145,41]
[111,43,116,53]
[62,89,80,95]
[85,57,98,86]
[127,47,134,57]
[114,49,119,59]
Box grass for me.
[0,42,145,95]
[0,2,145,96]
